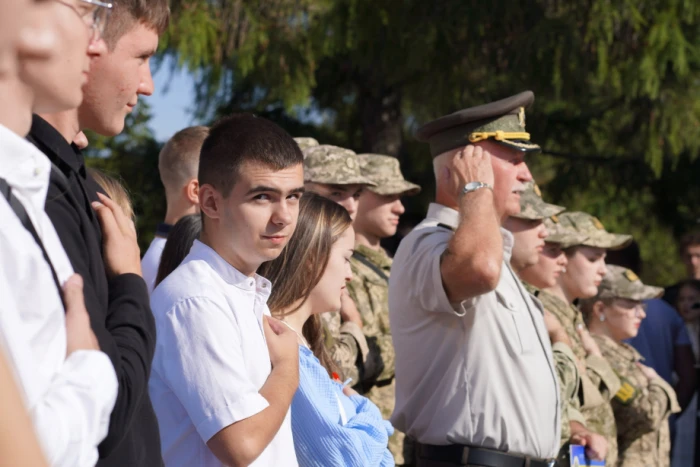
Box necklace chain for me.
[280,320,310,348]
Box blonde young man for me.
[142,125,209,293]
[390,92,560,467]
[348,153,420,463]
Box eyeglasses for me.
[54,0,113,42]
[611,299,647,313]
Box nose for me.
[557,254,568,267]
[393,199,405,215]
[345,262,353,283]
[339,198,358,218]
[538,223,548,239]
[87,37,108,58]
[518,161,533,183]
[637,306,646,319]
[272,200,294,226]
[138,61,155,96]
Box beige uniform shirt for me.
[388,203,560,458]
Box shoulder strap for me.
[0,177,63,302]
[352,251,389,283]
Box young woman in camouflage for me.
[581,265,680,467]
[533,211,633,466]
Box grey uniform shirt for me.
[388,203,560,458]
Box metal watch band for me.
[461,181,494,196]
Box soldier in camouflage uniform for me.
[348,153,420,464]
[581,265,680,467]
[534,211,634,466]
[508,186,610,464]
[301,144,386,385]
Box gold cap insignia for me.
[345,157,356,169]
[592,217,605,230]
[624,270,640,282]
[550,215,559,224]
[533,183,542,198]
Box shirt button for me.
[34,167,42,176]
[261,283,267,288]
[248,279,255,287]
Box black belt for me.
[415,442,556,467]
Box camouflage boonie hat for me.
[597,265,663,301]
[544,215,589,248]
[303,145,377,186]
[512,181,564,220]
[356,154,421,196]
[557,212,633,250]
[294,137,319,154]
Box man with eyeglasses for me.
[0,0,120,466]
[27,0,170,466]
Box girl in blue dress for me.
[259,192,394,467]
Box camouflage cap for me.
[557,212,633,250]
[356,154,421,196]
[303,145,377,186]
[544,215,589,248]
[597,265,664,301]
[294,137,319,155]
[512,181,565,220]
[414,91,541,157]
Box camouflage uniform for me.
[300,145,380,384]
[586,265,680,467]
[511,183,583,458]
[535,290,621,466]
[344,154,420,464]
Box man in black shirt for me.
[28,2,170,466]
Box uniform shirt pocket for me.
[495,290,536,355]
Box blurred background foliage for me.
[86,0,700,285]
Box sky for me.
[145,59,198,143]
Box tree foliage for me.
[91,0,700,285]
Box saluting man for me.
[389,92,561,467]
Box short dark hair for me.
[680,231,700,256]
[102,0,170,49]
[198,113,304,197]
[155,214,202,288]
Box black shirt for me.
[29,115,163,467]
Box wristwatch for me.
[461,181,493,196]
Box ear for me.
[198,184,221,221]
[184,178,200,205]
[592,300,606,321]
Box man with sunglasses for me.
[0,0,120,465]
[27,1,170,466]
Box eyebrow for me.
[246,185,306,196]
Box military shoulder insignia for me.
[614,377,638,405]
[624,269,640,282]
[591,217,605,230]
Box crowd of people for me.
[1,1,698,467]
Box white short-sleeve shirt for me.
[389,203,560,459]
[141,235,166,294]
[149,240,297,467]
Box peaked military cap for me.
[357,154,421,196]
[414,91,541,157]
[512,181,565,221]
[303,144,377,186]
[294,137,319,155]
[557,212,633,250]
[597,265,663,301]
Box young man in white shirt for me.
[150,114,303,467]
[0,1,118,466]
[142,125,209,293]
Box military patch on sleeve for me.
[591,217,605,230]
[614,377,638,405]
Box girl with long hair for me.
[258,192,394,467]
